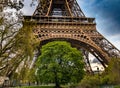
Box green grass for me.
[114,85,120,88]
[16,86,54,88]
[15,85,70,88]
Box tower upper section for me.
[33,0,85,17]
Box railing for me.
[24,16,96,24]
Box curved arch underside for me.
[1,0,120,77]
[39,37,108,68]
[29,16,120,69]
[24,15,120,73]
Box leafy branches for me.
[0,8,39,77]
[36,41,85,88]
[0,6,23,75]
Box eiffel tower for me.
[24,0,120,72]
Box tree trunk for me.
[54,69,60,88]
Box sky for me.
[77,0,120,50]
[21,0,120,50]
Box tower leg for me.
[80,49,93,74]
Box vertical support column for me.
[65,0,73,17]
[46,0,53,16]
[74,0,85,17]
[80,49,93,74]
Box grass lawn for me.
[114,85,120,88]
[15,86,54,88]
[15,85,70,88]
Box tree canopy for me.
[0,4,39,77]
[36,41,85,88]
[102,58,120,85]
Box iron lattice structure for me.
[24,0,120,72]
[26,0,119,72]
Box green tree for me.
[79,75,100,88]
[102,58,120,85]
[36,41,85,88]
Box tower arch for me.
[38,36,108,69]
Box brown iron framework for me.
[24,0,120,72]
[0,0,119,76]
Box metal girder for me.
[67,0,85,17]
[33,0,50,16]
[33,0,85,17]
[1,0,120,76]
[24,15,120,70]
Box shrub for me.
[114,85,120,88]
[69,84,78,88]
[102,58,120,85]
[100,75,110,85]
[78,75,100,88]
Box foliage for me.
[78,58,120,88]
[0,4,24,76]
[100,75,109,85]
[101,58,120,85]
[15,22,39,58]
[8,22,39,81]
[0,6,39,77]
[0,0,41,85]
[25,68,37,83]
[69,84,79,88]
[79,75,100,88]
[10,67,37,86]
[93,58,120,86]
[114,85,120,88]
[36,41,85,88]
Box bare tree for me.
[0,1,24,76]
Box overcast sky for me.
[21,0,120,50]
